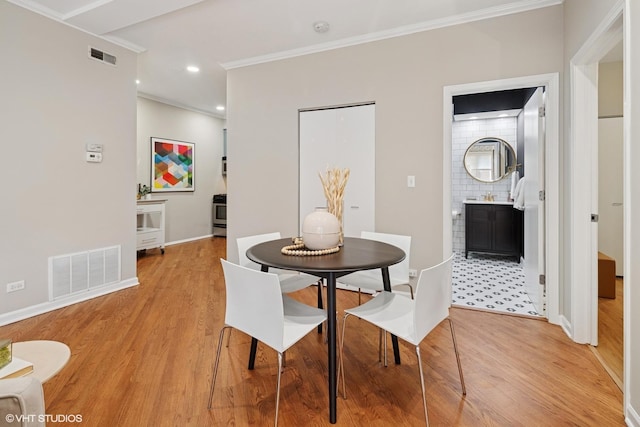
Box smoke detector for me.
[313,21,330,33]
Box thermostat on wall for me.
[86,152,103,163]
[86,143,103,152]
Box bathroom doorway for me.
[450,87,543,317]
[443,73,560,322]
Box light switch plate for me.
[407,175,415,188]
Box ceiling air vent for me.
[89,47,117,66]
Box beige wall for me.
[0,2,137,319]
[136,97,226,243]
[599,61,624,117]
[226,6,563,272]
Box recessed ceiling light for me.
[187,65,200,73]
[216,105,225,111]
[135,79,140,85]
[313,21,330,33]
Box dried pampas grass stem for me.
[319,167,350,244]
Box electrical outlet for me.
[408,269,418,278]
[7,280,25,293]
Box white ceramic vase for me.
[302,208,340,250]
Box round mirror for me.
[463,137,516,183]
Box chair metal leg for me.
[317,280,324,334]
[319,280,330,344]
[447,318,466,395]
[415,346,430,427]
[208,326,230,409]
[275,352,283,427]
[383,329,388,367]
[338,313,350,399]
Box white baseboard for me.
[627,404,640,427]
[559,314,573,340]
[0,278,139,327]
[165,234,214,246]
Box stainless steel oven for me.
[212,194,227,236]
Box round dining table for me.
[246,236,406,424]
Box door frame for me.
[568,3,623,345]
[443,73,560,325]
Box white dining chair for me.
[339,254,465,427]
[237,232,324,295]
[209,259,327,427]
[238,232,326,343]
[338,231,412,304]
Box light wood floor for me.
[594,277,624,388]
[0,238,624,426]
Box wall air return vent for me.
[49,245,121,300]
[89,46,117,66]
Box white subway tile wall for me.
[452,117,517,252]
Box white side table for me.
[136,199,167,253]
[12,340,71,383]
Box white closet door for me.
[299,104,375,237]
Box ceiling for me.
[10,0,565,117]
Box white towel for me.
[513,177,525,211]
[510,170,520,200]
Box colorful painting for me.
[151,137,195,192]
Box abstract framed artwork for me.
[151,137,195,192]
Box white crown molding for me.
[62,0,113,20]
[102,35,147,53]
[222,0,563,70]
[7,0,143,53]
[6,0,64,19]
[137,92,226,119]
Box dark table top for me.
[246,236,405,278]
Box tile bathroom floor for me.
[452,251,543,317]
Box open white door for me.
[523,87,546,314]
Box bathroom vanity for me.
[464,200,522,261]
